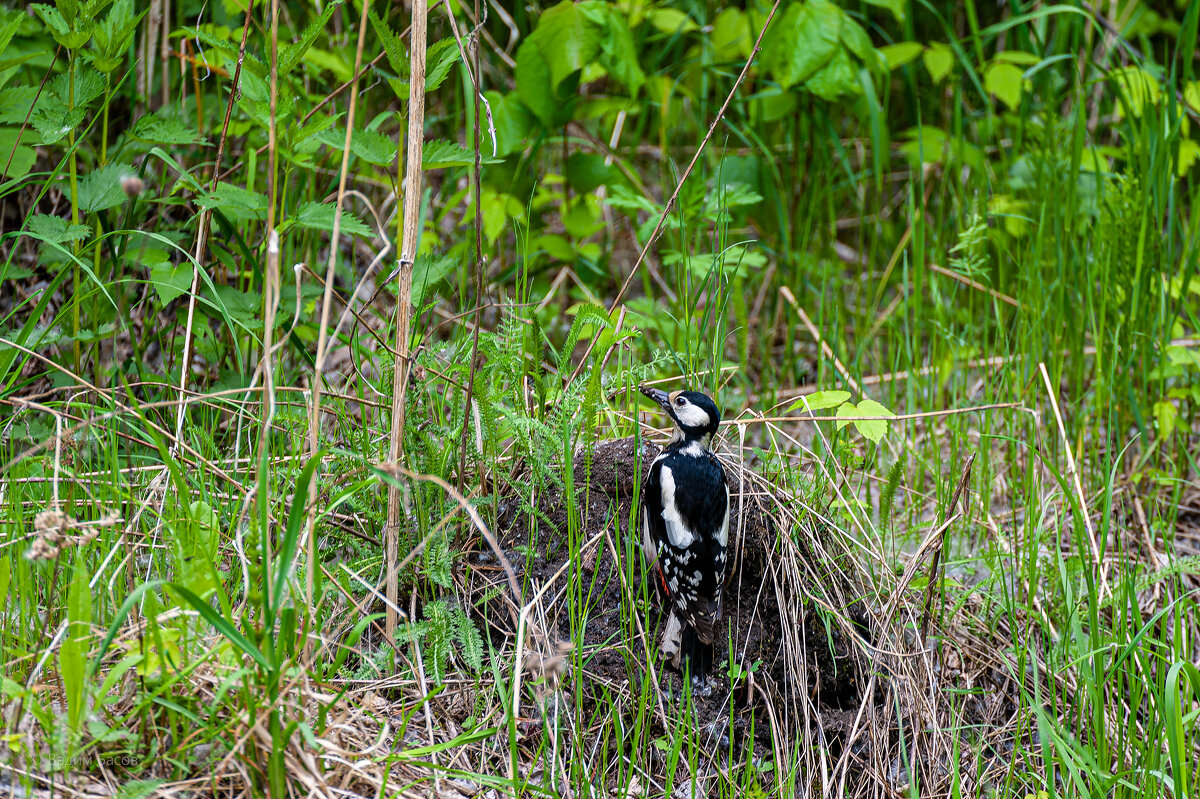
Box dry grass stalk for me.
[386,0,430,639]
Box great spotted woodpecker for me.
[639,386,729,685]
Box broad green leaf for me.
[789,390,851,412]
[515,1,601,127]
[1153,400,1179,437]
[835,401,857,432]
[292,201,373,239]
[647,8,698,34]
[853,398,894,443]
[985,61,1024,110]
[712,8,751,61]
[1178,139,1200,176]
[149,262,194,305]
[762,0,842,89]
[78,162,136,212]
[923,42,953,84]
[879,42,923,70]
[805,49,861,101]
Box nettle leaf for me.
[369,8,407,75]
[292,201,373,239]
[789,390,851,413]
[197,183,268,222]
[27,214,92,246]
[131,111,207,145]
[78,162,136,212]
[422,138,502,169]
[425,38,460,92]
[315,125,396,165]
[0,87,37,126]
[279,0,340,77]
[762,0,842,89]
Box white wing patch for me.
[658,466,695,548]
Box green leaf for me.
[197,182,268,222]
[279,0,340,77]
[0,129,36,179]
[368,8,407,76]
[149,262,193,305]
[27,214,92,246]
[805,49,861,101]
[78,162,136,212]
[425,38,460,92]
[923,42,954,84]
[879,42,923,71]
[130,111,207,145]
[167,501,220,602]
[984,61,1024,110]
[515,0,603,127]
[762,0,842,89]
[422,138,501,169]
[712,8,751,61]
[412,253,457,305]
[852,398,894,444]
[315,125,397,165]
[292,201,373,239]
[789,390,851,412]
[1110,66,1160,118]
[647,8,698,34]
[1153,400,1179,438]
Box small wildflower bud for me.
[120,174,145,196]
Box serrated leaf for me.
[422,138,501,169]
[279,0,340,77]
[130,111,207,145]
[27,214,92,246]
[197,182,267,222]
[852,398,894,444]
[369,8,407,76]
[315,125,396,165]
[425,38,460,92]
[292,201,373,238]
[78,162,136,212]
[789,390,851,412]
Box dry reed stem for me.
[386,0,430,640]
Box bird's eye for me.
[675,396,686,406]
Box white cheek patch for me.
[674,403,711,429]
[658,466,695,548]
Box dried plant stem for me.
[779,285,864,396]
[386,0,429,639]
[304,0,374,617]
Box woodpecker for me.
[639,385,730,685]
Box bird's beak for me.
[639,385,671,410]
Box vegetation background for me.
[1,0,1199,796]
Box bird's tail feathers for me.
[660,611,715,683]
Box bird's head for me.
[640,386,721,448]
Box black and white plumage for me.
[639,386,730,683]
